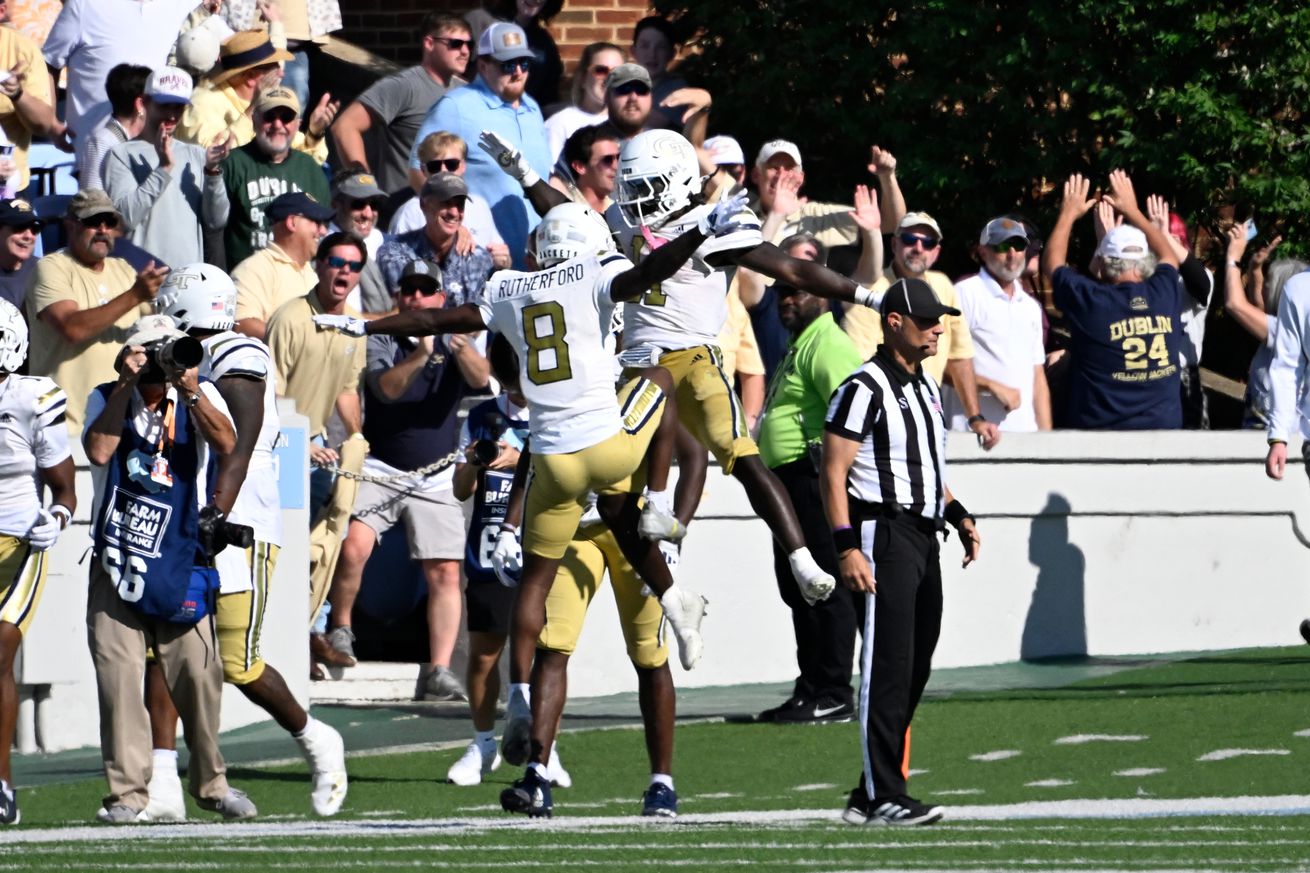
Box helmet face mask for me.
[533,202,614,268]
[155,263,238,333]
[0,299,27,374]
[615,130,701,229]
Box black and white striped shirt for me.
[824,346,948,520]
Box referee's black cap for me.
[880,278,960,319]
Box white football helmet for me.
[615,129,702,229]
[0,299,27,374]
[155,262,238,333]
[533,202,615,268]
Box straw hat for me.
[214,30,294,84]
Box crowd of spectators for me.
[0,0,1300,824]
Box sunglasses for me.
[589,64,612,78]
[81,213,120,230]
[325,255,364,272]
[898,232,939,250]
[435,37,473,51]
[595,153,619,168]
[263,107,297,125]
[349,199,383,212]
[426,158,462,174]
[612,81,651,97]
[499,58,531,75]
[398,283,443,297]
[990,239,1027,254]
[7,221,40,234]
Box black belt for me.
[847,497,944,536]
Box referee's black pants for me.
[856,513,943,800]
[769,458,860,703]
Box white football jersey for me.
[0,376,71,537]
[201,332,283,590]
[613,201,764,349]
[478,252,632,453]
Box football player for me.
[147,265,348,819]
[314,199,747,689]
[0,299,76,825]
[480,128,878,605]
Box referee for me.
[821,277,981,827]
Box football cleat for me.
[500,768,552,818]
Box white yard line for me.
[1055,735,1147,745]
[5,795,1310,845]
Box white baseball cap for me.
[704,135,745,167]
[755,139,802,170]
[1098,225,1149,259]
[896,211,943,239]
[175,27,221,76]
[145,66,193,105]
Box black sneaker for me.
[841,784,870,825]
[500,768,552,818]
[0,788,17,825]
[756,694,807,723]
[867,794,944,826]
[772,694,855,725]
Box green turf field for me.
[5,647,1310,871]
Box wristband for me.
[49,504,73,527]
[967,414,987,426]
[852,285,879,308]
[944,499,974,528]
[832,525,861,554]
[1268,438,1287,446]
[520,167,540,188]
[499,522,518,535]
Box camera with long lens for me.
[472,412,508,465]
[197,504,255,561]
[148,335,204,372]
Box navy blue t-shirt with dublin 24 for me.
[1052,263,1184,430]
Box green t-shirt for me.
[758,312,864,468]
[222,142,330,268]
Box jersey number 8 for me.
[522,301,574,385]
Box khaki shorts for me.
[216,542,280,685]
[0,534,47,635]
[626,344,758,474]
[352,478,465,561]
[523,376,665,561]
[538,524,668,669]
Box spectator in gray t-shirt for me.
[331,13,472,197]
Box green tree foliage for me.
[658,0,1310,260]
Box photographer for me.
[83,314,255,824]
[142,265,347,820]
[446,335,531,786]
[323,258,489,700]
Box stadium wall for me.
[16,430,1306,752]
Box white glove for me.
[491,527,523,587]
[27,509,60,551]
[853,284,885,309]
[697,189,750,237]
[798,574,835,608]
[478,130,540,188]
[312,314,367,337]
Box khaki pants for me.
[86,563,229,811]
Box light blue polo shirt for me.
[409,75,551,269]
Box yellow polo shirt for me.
[266,291,365,436]
[25,251,149,435]
[841,268,975,383]
[232,242,317,325]
[0,25,54,191]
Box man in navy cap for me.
[0,199,41,309]
[233,191,334,340]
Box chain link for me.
[320,447,464,484]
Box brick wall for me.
[338,0,650,76]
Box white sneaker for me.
[545,744,571,789]
[447,741,501,786]
[789,549,835,606]
[501,690,533,766]
[638,501,686,543]
[659,585,707,670]
[144,760,186,822]
[296,721,348,816]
